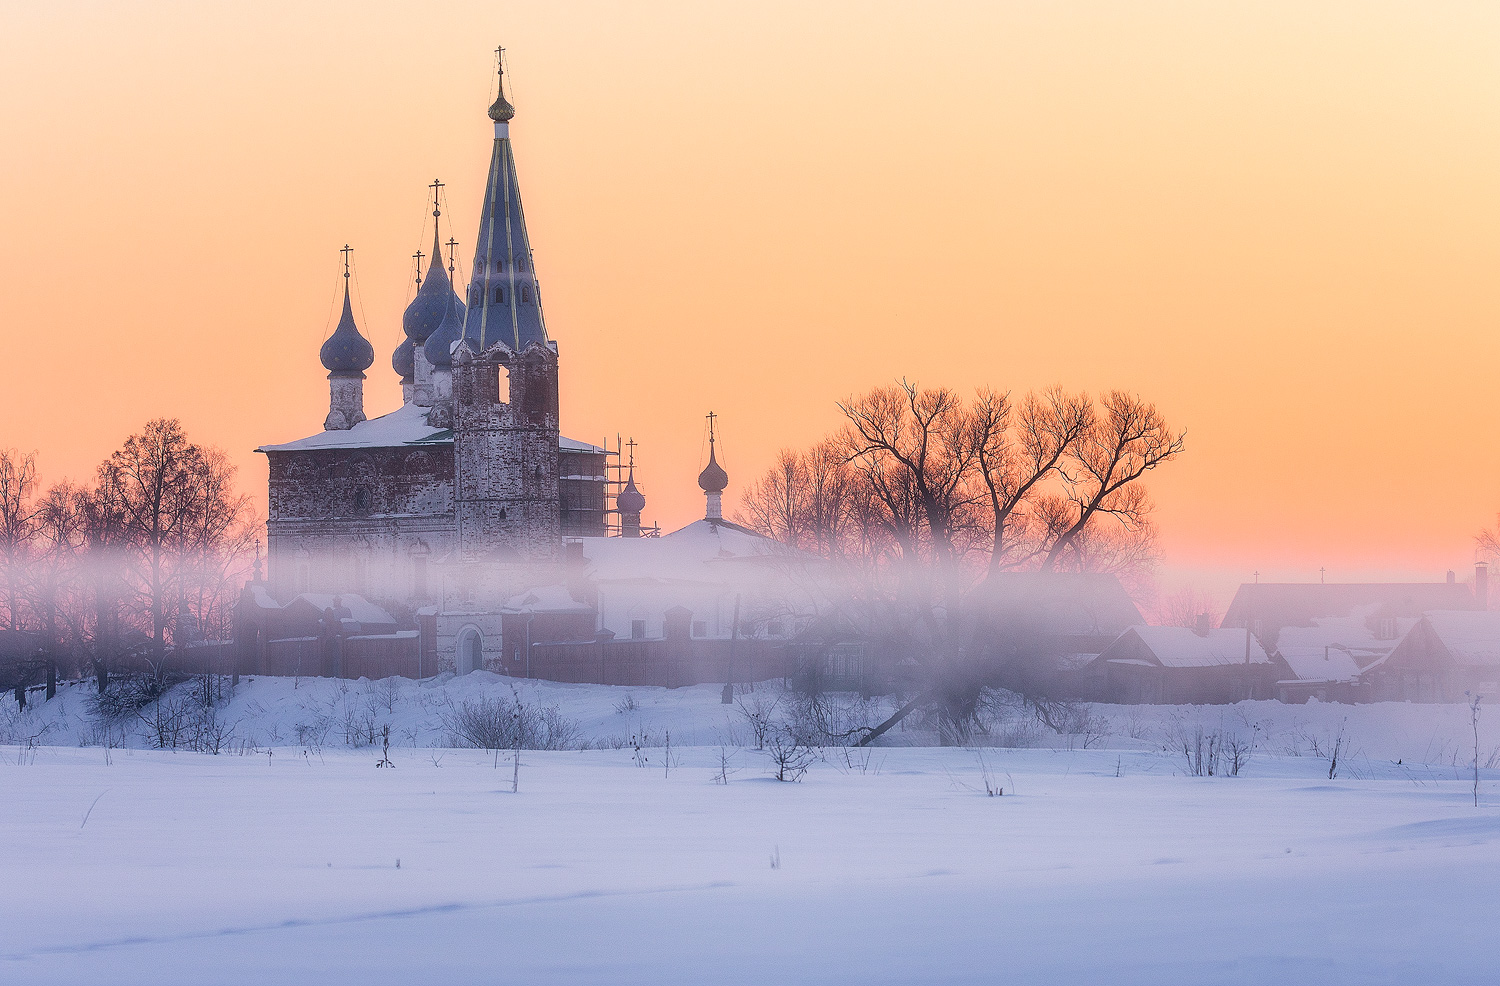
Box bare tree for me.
[0,450,39,631]
[97,419,254,683]
[736,379,1186,745]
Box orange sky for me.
[3,2,1499,604]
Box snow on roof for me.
[290,593,397,627]
[1423,611,1500,667]
[1274,608,1410,679]
[1124,626,1270,668]
[504,585,593,614]
[258,402,605,455]
[579,518,811,583]
[1278,647,1365,683]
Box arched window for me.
[533,464,542,484]
[516,257,527,272]
[475,254,487,272]
[495,258,505,273]
[494,287,504,304]
[520,286,532,304]
[354,487,370,510]
[470,287,481,306]
[499,507,507,520]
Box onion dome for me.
[489,58,515,122]
[402,228,465,344]
[320,277,374,374]
[423,294,464,368]
[617,466,646,514]
[698,439,728,494]
[392,338,414,379]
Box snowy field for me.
[3,675,1499,984]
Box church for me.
[246,53,815,683]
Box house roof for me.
[579,518,812,584]
[1274,608,1411,679]
[504,585,593,615]
[1104,625,1272,669]
[286,593,398,628]
[1419,611,1500,668]
[1222,582,1476,631]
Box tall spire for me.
[464,46,548,354]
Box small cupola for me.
[321,245,373,430]
[320,255,374,374]
[697,413,728,521]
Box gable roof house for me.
[1082,625,1283,704]
[1270,609,1417,703]
[1221,573,1482,654]
[1363,611,1500,702]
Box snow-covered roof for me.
[579,518,812,584]
[504,585,593,614]
[290,593,397,627]
[1111,626,1271,669]
[1278,648,1365,683]
[1422,611,1500,668]
[258,402,605,454]
[1274,609,1409,679]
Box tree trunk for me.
[856,688,933,747]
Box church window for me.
[516,257,527,272]
[470,286,481,306]
[494,287,504,304]
[495,258,505,273]
[631,619,646,640]
[521,286,532,304]
[533,464,542,484]
[499,507,507,521]
[475,254,486,271]
[354,487,370,510]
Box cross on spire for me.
[429,179,444,219]
[626,436,638,467]
[1253,570,1260,584]
[1320,566,1327,584]
[446,237,458,274]
[412,248,424,288]
[706,410,717,443]
[340,244,353,279]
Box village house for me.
[1081,624,1280,704]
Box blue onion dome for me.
[423,294,464,368]
[697,441,728,494]
[617,466,646,514]
[320,284,375,373]
[402,230,463,344]
[392,338,414,379]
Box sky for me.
[2,1,1499,604]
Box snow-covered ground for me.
[3,676,1499,984]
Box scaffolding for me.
[600,434,660,538]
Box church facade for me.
[250,55,805,679]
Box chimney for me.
[1477,562,1489,611]
[1194,613,1211,637]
